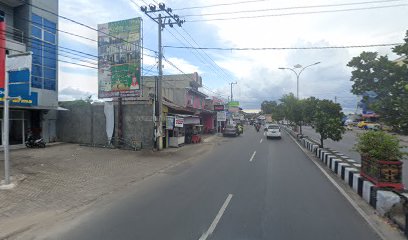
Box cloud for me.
[59,87,94,101]
[163,57,201,74]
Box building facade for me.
[0,0,58,144]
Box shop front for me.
[166,115,185,148]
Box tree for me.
[261,100,278,114]
[314,99,345,147]
[347,31,408,134]
[280,93,304,134]
[302,97,319,125]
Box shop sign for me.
[175,117,184,128]
[228,101,239,108]
[184,117,200,125]
[166,116,174,130]
[214,105,224,111]
[217,111,227,121]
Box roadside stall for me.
[183,116,201,144]
[167,116,185,147]
[191,125,203,143]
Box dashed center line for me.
[260,138,263,143]
[199,194,233,240]
[249,151,256,162]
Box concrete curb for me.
[281,125,405,231]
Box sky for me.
[57,0,408,112]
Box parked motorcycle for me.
[25,135,46,148]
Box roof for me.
[163,100,194,114]
[186,87,208,98]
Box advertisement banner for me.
[175,117,184,128]
[214,105,224,111]
[166,116,174,130]
[1,54,38,107]
[98,18,142,98]
[228,101,239,108]
[217,111,227,122]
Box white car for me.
[266,124,282,139]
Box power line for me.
[181,0,407,17]
[24,0,158,54]
[173,0,272,10]
[163,43,403,51]
[180,27,235,83]
[186,4,408,22]
[163,55,229,98]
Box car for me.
[365,123,381,131]
[266,124,282,139]
[223,125,238,137]
[357,121,371,128]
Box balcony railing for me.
[5,25,24,43]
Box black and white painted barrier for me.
[281,124,407,233]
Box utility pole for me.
[230,82,237,101]
[334,96,337,103]
[141,3,185,150]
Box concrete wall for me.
[57,101,154,149]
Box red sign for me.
[0,12,5,89]
[214,105,224,111]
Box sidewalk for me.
[0,140,217,239]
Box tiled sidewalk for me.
[0,141,214,238]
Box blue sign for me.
[0,69,38,106]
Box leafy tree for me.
[347,31,408,134]
[314,99,345,147]
[280,93,304,134]
[302,97,319,125]
[261,100,278,114]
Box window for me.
[44,79,56,90]
[44,67,56,80]
[32,13,42,26]
[31,26,42,38]
[44,31,55,44]
[43,19,56,34]
[32,64,42,77]
[31,76,42,88]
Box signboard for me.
[166,116,174,130]
[228,101,239,108]
[217,111,227,122]
[184,117,200,125]
[0,54,38,107]
[214,104,224,111]
[228,107,239,113]
[98,18,142,98]
[175,117,184,128]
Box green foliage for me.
[347,31,408,134]
[302,97,319,125]
[355,131,403,161]
[314,99,345,147]
[280,93,303,126]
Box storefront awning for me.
[0,105,69,111]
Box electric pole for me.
[335,96,337,103]
[141,3,185,150]
[230,82,237,101]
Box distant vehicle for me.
[223,125,238,137]
[365,123,381,131]
[266,124,282,139]
[357,121,370,128]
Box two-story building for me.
[143,72,212,147]
[0,0,59,145]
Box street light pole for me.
[279,62,320,99]
[230,82,237,101]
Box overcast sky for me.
[58,0,408,112]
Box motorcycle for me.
[255,125,260,132]
[25,135,46,148]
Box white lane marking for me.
[263,132,266,136]
[199,194,233,240]
[260,138,263,143]
[286,132,387,240]
[249,151,256,162]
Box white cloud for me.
[163,57,201,74]
[59,87,94,101]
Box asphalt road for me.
[48,126,380,240]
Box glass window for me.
[43,56,56,68]
[44,67,56,80]
[43,19,56,34]
[32,13,42,26]
[32,46,42,65]
[44,31,55,44]
[32,64,42,77]
[44,78,56,90]
[31,25,42,38]
[31,76,42,88]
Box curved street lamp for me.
[279,62,321,99]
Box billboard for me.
[228,101,239,107]
[217,111,227,121]
[214,104,224,111]
[0,54,38,107]
[98,18,142,98]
